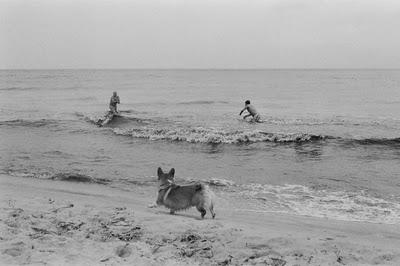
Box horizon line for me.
[1,67,400,71]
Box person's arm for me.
[117,96,120,104]
[239,107,247,115]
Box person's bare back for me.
[246,104,258,117]
[239,100,261,122]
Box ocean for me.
[1,69,400,224]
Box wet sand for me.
[1,174,400,266]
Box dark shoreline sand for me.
[1,174,400,265]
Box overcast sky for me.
[1,0,400,69]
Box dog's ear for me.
[168,168,175,178]
[157,167,163,179]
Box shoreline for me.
[1,174,400,265]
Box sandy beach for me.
[1,174,399,266]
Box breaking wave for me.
[112,127,328,144]
[3,169,111,185]
[77,112,149,127]
[50,173,111,184]
[237,183,400,224]
[109,124,400,146]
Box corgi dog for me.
[156,167,216,219]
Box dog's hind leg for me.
[210,204,216,219]
[196,206,207,219]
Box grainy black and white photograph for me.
[1,0,400,265]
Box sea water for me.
[1,69,400,223]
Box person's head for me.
[245,100,250,105]
[113,91,117,96]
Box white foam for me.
[239,183,400,224]
[112,127,326,144]
[206,178,236,186]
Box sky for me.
[1,0,400,69]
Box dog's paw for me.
[147,203,158,208]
